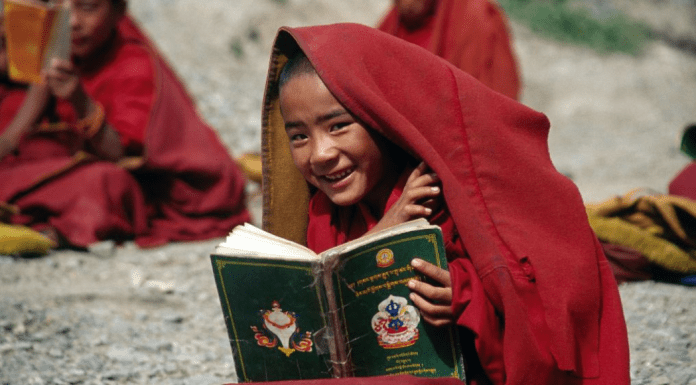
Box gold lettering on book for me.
[386,351,419,361]
[346,265,418,297]
[352,277,423,297]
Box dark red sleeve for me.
[94,45,155,154]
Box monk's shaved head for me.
[278,50,316,91]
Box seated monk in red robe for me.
[253,24,629,384]
[0,0,250,248]
[377,0,521,100]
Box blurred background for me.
[129,0,696,204]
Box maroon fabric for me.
[378,0,521,100]
[0,15,250,248]
[227,375,466,385]
[599,242,653,283]
[668,162,696,201]
[265,24,629,384]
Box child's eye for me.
[329,122,350,132]
[289,133,308,142]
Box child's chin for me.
[326,193,363,207]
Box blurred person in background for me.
[377,0,521,100]
[0,0,249,250]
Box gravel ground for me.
[2,0,696,384]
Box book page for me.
[215,223,319,261]
[41,2,70,69]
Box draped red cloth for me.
[378,0,521,100]
[259,24,629,384]
[0,15,250,248]
[669,162,696,201]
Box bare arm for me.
[44,58,124,161]
[0,84,50,159]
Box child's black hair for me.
[278,50,316,91]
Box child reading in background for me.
[258,24,629,384]
[0,0,249,249]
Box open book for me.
[210,218,465,382]
[3,0,71,84]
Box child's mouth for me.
[322,167,355,183]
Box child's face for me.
[69,0,122,59]
[279,73,395,208]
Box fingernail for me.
[431,186,440,193]
[424,208,432,215]
[411,258,422,267]
[408,280,416,289]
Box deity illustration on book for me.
[371,295,421,349]
[250,301,314,357]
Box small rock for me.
[13,341,32,350]
[163,313,184,324]
[101,369,135,381]
[87,240,116,258]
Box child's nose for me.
[310,135,339,166]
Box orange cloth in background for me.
[0,15,250,248]
[378,0,521,100]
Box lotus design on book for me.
[371,295,420,349]
[251,300,313,357]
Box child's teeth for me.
[326,168,352,181]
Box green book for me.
[210,218,465,382]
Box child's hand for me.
[43,58,90,116]
[370,162,441,233]
[408,258,454,327]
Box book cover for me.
[329,228,464,379]
[210,219,465,382]
[211,255,333,382]
[3,0,70,84]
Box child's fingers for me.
[406,162,430,184]
[408,173,439,190]
[421,196,443,213]
[408,292,453,327]
[408,277,452,303]
[50,57,74,72]
[411,258,452,287]
[402,185,440,204]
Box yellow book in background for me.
[3,0,70,84]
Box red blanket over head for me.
[0,15,249,248]
[378,0,521,100]
[260,24,629,384]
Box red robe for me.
[378,0,521,100]
[0,15,250,248]
[259,24,629,384]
